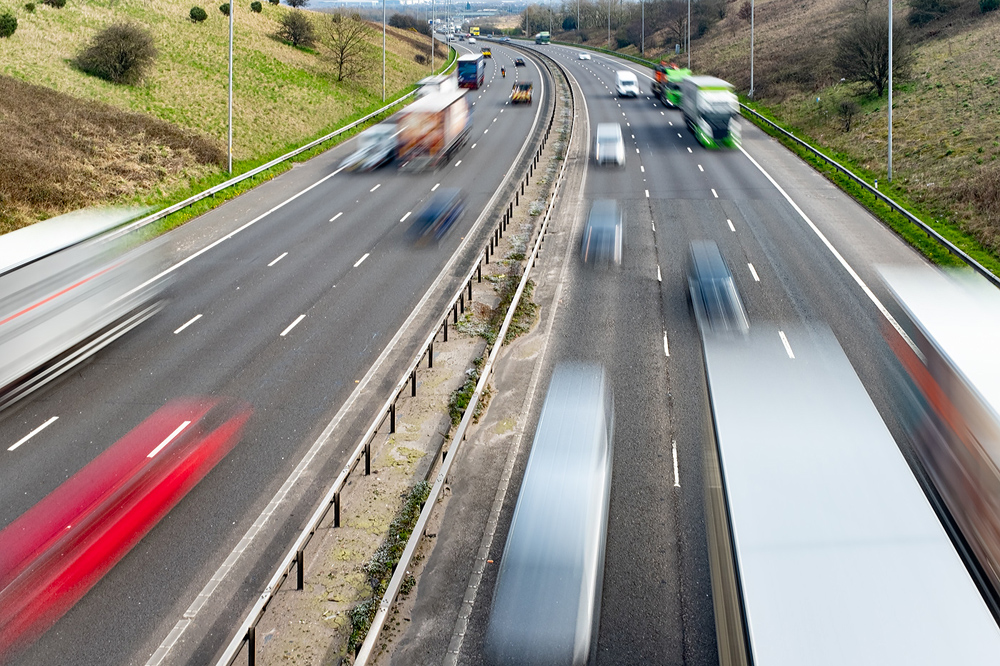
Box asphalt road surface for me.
[0,43,551,666]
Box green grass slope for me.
[0,0,447,231]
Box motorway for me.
[0,43,548,665]
[389,41,943,665]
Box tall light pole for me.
[431,0,435,72]
[607,0,611,49]
[227,0,233,174]
[687,0,691,68]
[382,0,386,101]
[749,0,754,98]
[641,0,644,55]
[888,0,893,182]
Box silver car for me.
[580,199,623,267]
[594,122,624,166]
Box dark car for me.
[514,57,526,67]
[409,188,465,244]
[687,240,749,334]
[580,200,623,267]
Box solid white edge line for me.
[330,212,343,222]
[748,263,760,282]
[354,253,370,268]
[737,145,917,350]
[778,330,795,359]
[280,314,306,337]
[147,421,192,458]
[267,252,288,267]
[672,439,680,487]
[400,212,412,223]
[8,416,59,452]
[173,314,203,335]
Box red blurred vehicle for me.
[0,397,252,661]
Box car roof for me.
[689,240,732,281]
[587,200,620,227]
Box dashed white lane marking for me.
[8,416,59,452]
[687,147,692,154]
[651,221,655,231]
[640,165,645,173]
[267,252,287,267]
[330,212,343,222]
[663,331,670,357]
[657,265,662,282]
[779,330,795,359]
[698,164,704,172]
[400,211,411,223]
[661,111,665,116]
[369,183,381,192]
[748,263,760,282]
[471,143,477,149]
[727,219,735,232]
[455,160,463,166]
[432,183,440,191]
[147,421,191,459]
[173,314,203,335]
[677,133,682,138]
[645,189,650,198]
[280,314,306,337]
[636,148,640,154]
[672,440,680,487]
[712,189,719,198]
[353,253,370,268]
[669,121,673,126]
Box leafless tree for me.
[833,13,914,96]
[324,12,374,82]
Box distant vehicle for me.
[396,89,472,171]
[594,122,625,166]
[514,57,526,67]
[687,240,749,335]
[577,51,591,60]
[457,53,485,89]
[468,37,476,44]
[580,200,623,267]
[416,73,458,97]
[481,47,492,58]
[408,188,465,243]
[511,81,532,104]
[651,61,691,107]
[680,75,740,149]
[615,70,640,97]
[0,208,169,408]
[484,362,613,666]
[0,396,252,659]
[471,26,480,36]
[446,33,456,42]
[534,30,550,44]
[340,124,397,172]
[501,36,511,42]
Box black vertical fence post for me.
[296,550,304,590]
[390,402,396,433]
[365,439,371,475]
[443,317,448,342]
[334,491,341,527]
[248,625,256,666]
[428,341,433,368]
[410,370,417,396]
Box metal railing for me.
[215,46,562,666]
[354,45,574,666]
[739,104,1000,288]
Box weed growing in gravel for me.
[347,481,430,654]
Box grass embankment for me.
[0,0,450,232]
[550,1,1000,270]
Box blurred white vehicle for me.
[594,122,625,166]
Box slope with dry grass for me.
[0,0,445,231]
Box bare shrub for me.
[950,165,1000,252]
[324,12,375,81]
[833,13,914,96]
[278,9,314,47]
[0,11,16,38]
[74,23,157,85]
[908,0,958,25]
[737,0,752,22]
[285,0,308,7]
[837,98,860,131]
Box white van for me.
[615,70,639,98]
[594,122,625,166]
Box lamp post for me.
[227,0,233,174]
[382,0,386,101]
[641,0,644,55]
[431,0,434,72]
[888,0,893,182]
[749,0,754,98]
[687,0,691,68]
[607,0,611,49]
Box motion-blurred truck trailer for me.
[680,75,740,149]
[396,89,472,171]
[651,62,691,107]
